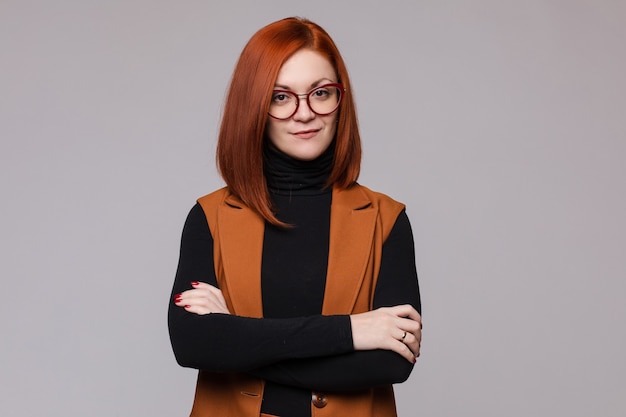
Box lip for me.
[292,128,320,139]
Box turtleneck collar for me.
[263,141,335,196]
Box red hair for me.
[216,17,361,226]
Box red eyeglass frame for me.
[268,83,345,120]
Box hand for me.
[173,282,230,315]
[350,305,422,363]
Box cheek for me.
[324,115,338,137]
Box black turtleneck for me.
[263,140,335,195]
[262,143,334,321]
[168,143,421,417]
[261,144,337,413]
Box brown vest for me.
[191,184,405,417]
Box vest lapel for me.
[322,185,377,315]
[217,194,265,318]
[215,185,377,317]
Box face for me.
[266,49,339,161]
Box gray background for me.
[1,1,625,416]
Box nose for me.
[292,95,315,122]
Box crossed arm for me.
[168,204,421,390]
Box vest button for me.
[311,392,327,408]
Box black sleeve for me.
[168,203,354,372]
[250,210,421,391]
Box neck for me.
[263,142,335,196]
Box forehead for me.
[275,49,337,88]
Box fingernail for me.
[174,294,182,302]
[184,305,191,308]
[191,281,199,286]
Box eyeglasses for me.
[268,83,344,120]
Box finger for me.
[191,281,217,290]
[400,322,421,341]
[183,304,211,316]
[174,288,228,310]
[389,305,422,326]
[401,332,420,356]
[189,283,229,311]
[180,297,227,315]
[396,318,422,353]
[181,287,221,302]
[395,319,421,344]
[176,287,205,300]
[192,294,228,311]
[392,339,417,363]
[388,329,418,362]
[191,289,229,313]
[173,292,203,307]
[183,296,228,315]
[191,281,226,302]
[182,288,212,300]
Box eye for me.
[271,91,293,104]
[311,88,331,99]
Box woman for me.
[169,17,422,417]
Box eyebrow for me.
[274,78,336,90]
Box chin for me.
[286,144,330,161]
[288,151,323,161]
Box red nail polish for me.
[191,281,199,286]
[184,305,191,308]
[174,294,182,302]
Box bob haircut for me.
[216,17,361,226]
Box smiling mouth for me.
[292,129,320,139]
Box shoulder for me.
[197,187,230,207]
[350,183,406,214]
[195,187,232,235]
[334,184,406,241]
[196,187,261,235]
